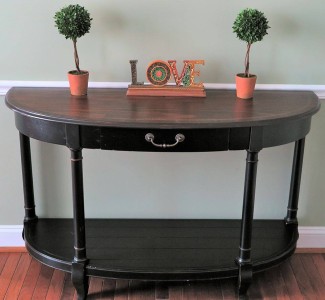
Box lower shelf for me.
[24,218,298,281]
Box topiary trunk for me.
[73,39,81,73]
[244,43,251,77]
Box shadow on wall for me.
[33,141,72,218]
[299,103,325,226]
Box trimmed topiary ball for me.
[54,4,92,73]
[233,8,270,77]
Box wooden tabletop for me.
[5,87,320,129]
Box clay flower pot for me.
[235,73,257,99]
[68,71,89,96]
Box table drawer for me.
[99,128,230,152]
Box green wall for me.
[1,1,324,226]
[1,0,324,83]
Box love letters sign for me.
[127,59,206,97]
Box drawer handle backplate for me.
[145,133,185,148]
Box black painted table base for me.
[6,88,320,299]
[24,219,298,280]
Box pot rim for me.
[236,73,257,78]
[68,70,89,76]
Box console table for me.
[5,88,320,299]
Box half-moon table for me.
[5,88,320,299]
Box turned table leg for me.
[19,133,38,237]
[70,148,88,300]
[285,138,305,225]
[236,150,259,295]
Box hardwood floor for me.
[1,252,325,299]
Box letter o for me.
[146,60,171,86]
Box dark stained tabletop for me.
[5,87,320,129]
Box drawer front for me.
[99,128,230,152]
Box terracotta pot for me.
[68,71,89,96]
[235,73,257,99]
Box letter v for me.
[167,60,189,86]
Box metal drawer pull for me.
[145,133,185,148]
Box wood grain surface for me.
[5,88,320,129]
[1,252,325,299]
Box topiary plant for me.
[233,8,270,78]
[54,4,92,74]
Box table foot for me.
[237,263,252,296]
[72,261,89,300]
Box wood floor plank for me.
[155,282,169,299]
[60,273,76,300]
[31,264,54,300]
[2,252,325,299]
[299,254,325,299]
[279,259,303,300]
[256,271,277,300]
[289,255,316,300]
[87,277,104,299]
[73,290,78,300]
[182,282,197,300]
[247,273,263,300]
[101,279,116,299]
[0,252,9,274]
[169,283,183,300]
[46,269,65,299]
[267,265,290,300]
[128,280,155,300]
[114,280,129,300]
[313,254,325,286]
[182,281,224,300]
[0,253,21,299]
[4,253,31,300]
[195,281,223,299]
[18,258,42,300]
[220,278,237,300]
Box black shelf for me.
[24,218,298,281]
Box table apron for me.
[15,114,312,151]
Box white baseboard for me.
[297,227,325,248]
[1,81,325,99]
[1,225,325,248]
[0,225,24,247]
